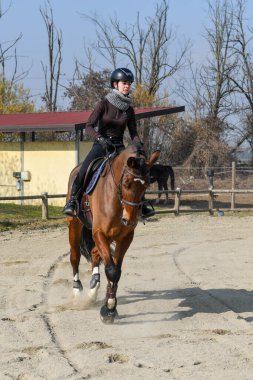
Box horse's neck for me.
[109,155,125,183]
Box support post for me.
[41,192,49,220]
[208,189,214,215]
[231,161,236,210]
[207,169,214,188]
[174,188,181,215]
[20,132,25,205]
[75,129,80,166]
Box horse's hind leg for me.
[68,217,83,296]
[88,246,101,302]
[163,181,169,205]
[155,181,162,204]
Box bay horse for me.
[150,164,175,204]
[66,145,160,323]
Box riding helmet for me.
[110,68,134,87]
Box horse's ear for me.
[127,156,138,169]
[146,149,160,168]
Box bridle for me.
[108,154,149,209]
[118,166,148,208]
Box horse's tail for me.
[169,166,175,190]
[80,225,94,262]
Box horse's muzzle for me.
[121,217,137,228]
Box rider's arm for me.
[85,100,105,141]
[127,107,141,143]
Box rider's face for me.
[114,80,132,95]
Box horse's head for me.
[120,149,160,227]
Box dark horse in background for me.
[66,145,160,323]
[150,164,175,204]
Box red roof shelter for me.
[0,106,185,133]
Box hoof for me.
[100,304,118,324]
[73,279,83,296]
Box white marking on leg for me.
[92,266,99,275]
[87,282,100,302]
[73,273,82,296]
[108,298,116,309]
[87,267,100,302]
[73,287,81,297]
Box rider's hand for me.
[133,141,144,149]
[97,136,113,151]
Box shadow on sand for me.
[117,287,253,323]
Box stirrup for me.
[63,196,79,216]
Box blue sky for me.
[0,0,219,108]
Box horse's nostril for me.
[121,218,129,226]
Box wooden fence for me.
[1,188,253,220]
[146,188,253,216]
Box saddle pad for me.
[85,159,107,195]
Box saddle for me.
[76,146,123,229]
[78,156,108,229]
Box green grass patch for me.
[0,203,67,232]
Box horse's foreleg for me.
[68,217,83,296]
[100,232,134,324]
[93,229,112,268]
[88,246,101,302]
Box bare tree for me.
[40,0,63,111]
[0,0,31,108]
[81,0,189,153]
[0,0,23,82]
[174,0,237,168]
[82,0,189,97]
[64,68,110,111]
[228,0,253,160]
[178,1,235,129]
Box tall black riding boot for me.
[63,195,79,217]
[63,178,82,217]
[141,199,155,219]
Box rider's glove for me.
[132,141,147,157]
[133,141,144,149]
[97,136,113,151]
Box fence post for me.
[208,189,214,215]
[231,161,236,210]
[174,188,181,215]
[41,192,49,220]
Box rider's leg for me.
[141,196,155,218]
[63,142,104,216]
[63,174,83,216]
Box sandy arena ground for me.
[1,214,253,380]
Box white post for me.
[231,161,236,210]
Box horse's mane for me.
[116,144,146,161]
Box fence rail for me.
[1,188,253,220]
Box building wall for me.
[0,140,92,206]
[0,142,21,198]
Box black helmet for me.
[110,68,134,88]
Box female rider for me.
[63,67,154,218]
